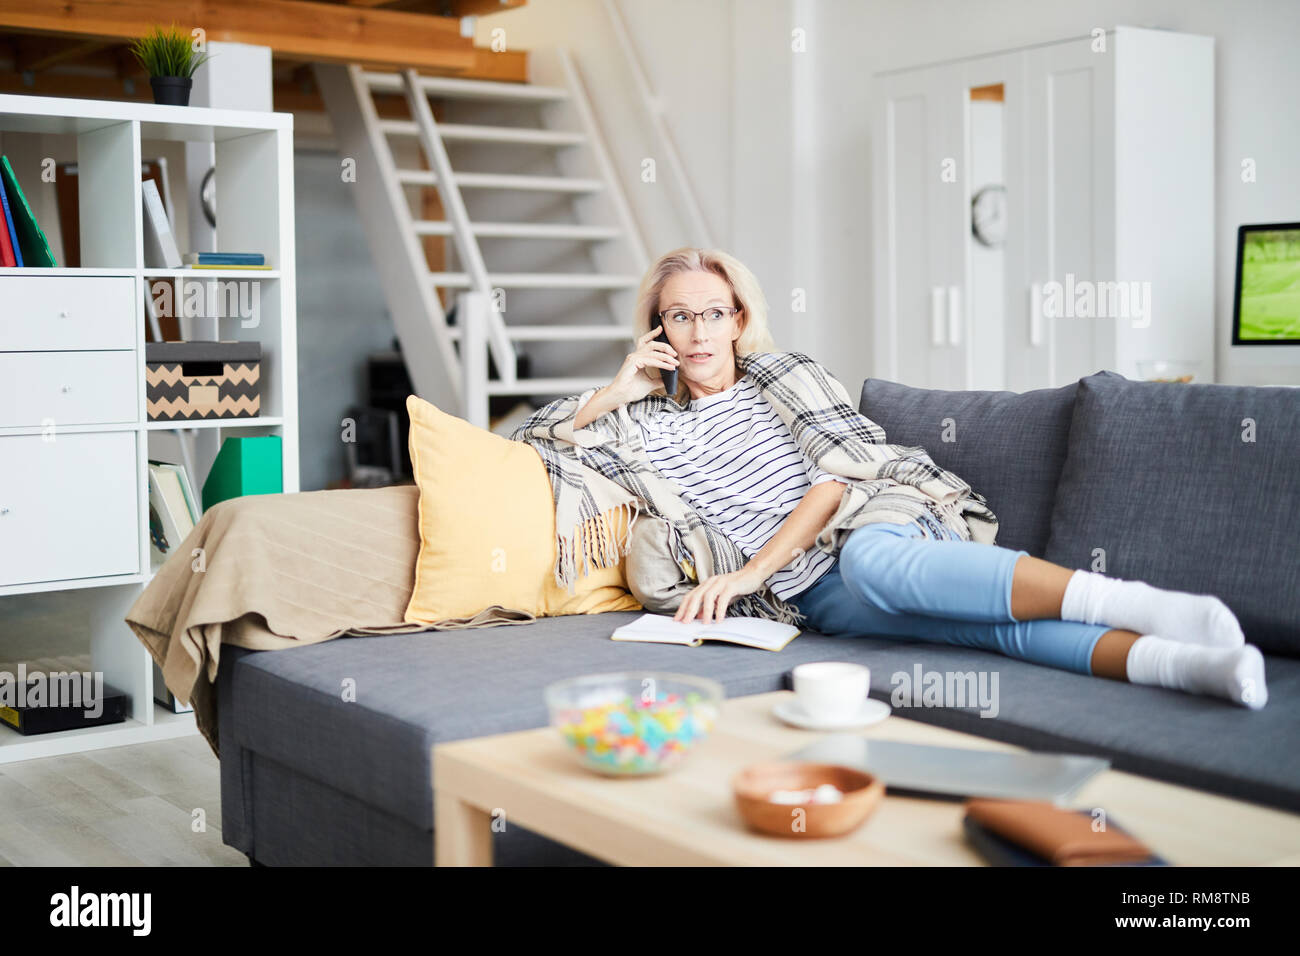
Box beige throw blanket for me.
[125,485,531,756]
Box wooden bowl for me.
[733,761,885,839]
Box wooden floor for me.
[0,734,247,866]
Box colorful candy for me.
[553,690,719,775]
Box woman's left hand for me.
[673,566,769,624]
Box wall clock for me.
[971,184,1007,247]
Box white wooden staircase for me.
[315,48,649,429]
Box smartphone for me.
[654,325,678,395]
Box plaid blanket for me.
[510,350,998,624]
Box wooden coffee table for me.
[433,690,1300,866]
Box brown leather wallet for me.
[964,798,1155,866]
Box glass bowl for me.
[1136,359,1202,383]
[544,672,724,776]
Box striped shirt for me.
[635,375,841,600]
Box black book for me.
[0,679,128,736]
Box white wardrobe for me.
[871,26,1215,391]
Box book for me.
[0,173,15,266]
[0,155,55,266]
[0,161,25,266]
[154,464,195,539]
[141,178,182,269]
[186,263,272,270]
[611,612,800,651]
[149,459,200,524]
[183,252,265,265]
[147,462,196,565]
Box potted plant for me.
[128,24,212,106]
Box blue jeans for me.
[789,519,1111,675]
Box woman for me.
[561,248,1267,709]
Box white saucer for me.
[773,696,891,731]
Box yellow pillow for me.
[404,395,642,624]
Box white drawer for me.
[0,275,136,351]
[0,431,140,586]
[0,351,138,427]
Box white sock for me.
[1060,570,1244,649]
[1124,636,1268,709]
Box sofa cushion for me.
[858,378,1077,556]
[404,394,641,623]
[1044,371,1300,657]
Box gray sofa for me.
[217,369,1300,866]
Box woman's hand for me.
[673,565,769,624]
[572,326,680,428]
[607,325,680,404]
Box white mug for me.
[792,662,869,722]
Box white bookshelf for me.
[0,93,298,763]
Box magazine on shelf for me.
[147,462,196,565]
[0,154,57,266]
[141,178,182,268]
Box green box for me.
[202,436,283,510]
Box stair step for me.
[413,220,622,241]
[447,324,635,342]
[487,377,610,397]
[430,272,641,290]
[364,71,569,103]
[396,169,604,192]
[380,120,586,147]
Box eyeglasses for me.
[655,306,741,328]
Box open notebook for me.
[611,613,800,651]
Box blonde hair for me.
[632,247,779,405]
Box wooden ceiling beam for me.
[443,0,527,15]
[0,0,482,71]
[330,1,527,13]
[0,54,528,111]
[19,39,111,73]
[347,44,526,79]
[0,58,403,110]
[0,66,149,100]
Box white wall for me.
[476,0,734,250]
[821,0,1300,386]
[480,0,1300,389]
[476,0,848,375]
